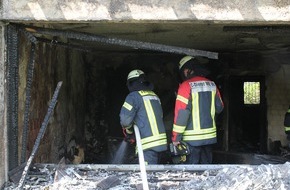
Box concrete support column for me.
[0,22,8,187]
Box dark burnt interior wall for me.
[18,34,86,163]
[83,53,181,163]
[85,53,180,131]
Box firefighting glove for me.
[122,127,135,144]
[125,125,134,135]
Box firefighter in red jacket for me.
[172,56,224,164]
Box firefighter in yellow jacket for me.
[284,105,290,144]
[172,56,224,164]
[120,69,167,164]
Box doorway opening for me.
[228,76,267,153]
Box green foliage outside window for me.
[244,82,260,104]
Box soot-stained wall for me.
[18,35,86,163]
[18,40,183,164]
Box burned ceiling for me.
[17,22,290,62]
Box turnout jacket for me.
[172,76,224,146]
[120,88,167,152]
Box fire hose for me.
[133,125,149,190]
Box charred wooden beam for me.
[7,24,20,171]
[21,42,36,164]
[17,82,63,189]
[20,24,218,59]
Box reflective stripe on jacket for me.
[120,90,167,152]
[172,76,224,146]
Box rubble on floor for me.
[4,162,290,190]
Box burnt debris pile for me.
[3,162,290,189]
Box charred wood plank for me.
[20,42,36,164]
[97,176,121,189]
[8,162,26,183]
[17,82,63,189]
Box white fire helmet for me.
[179,56,194,70]
[127,69,145,81]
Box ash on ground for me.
[4,162,290,190]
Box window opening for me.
[243,82,260,104]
